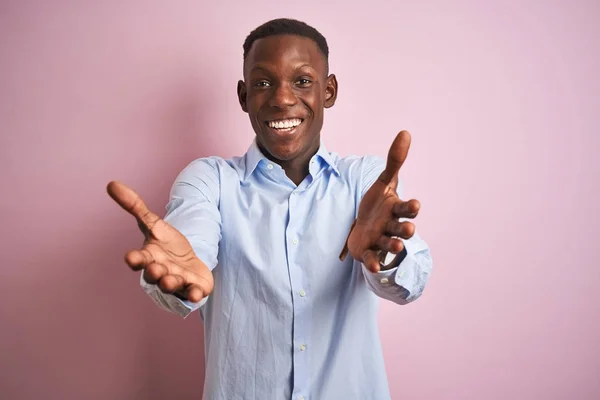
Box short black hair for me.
[243,18,329,67]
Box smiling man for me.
[108,18,433,400]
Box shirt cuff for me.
[362,242,419,298]
[365,265,399,286]
[391,238,425,299]
[139,273,205,318]
[392,252,417,299]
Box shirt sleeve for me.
[358,155,433,305]
[140,158,222,318]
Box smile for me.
[265,118,304,134]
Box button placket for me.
[287,187,310,399]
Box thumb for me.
[106,181,161,230]
[379,130,411,185]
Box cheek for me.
[246,90,267,112]
[301,92,321,116]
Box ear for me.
[237,80,248,112]
[324,74,338,109]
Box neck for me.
[258,138,320,186]
[279,157,311,186]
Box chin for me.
[262,141,299,161]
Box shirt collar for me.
[243,139,340,181]
[313,142,340,176]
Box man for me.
[108,18,432,400]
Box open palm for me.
[107,181,213,302]
[345,131,421,273]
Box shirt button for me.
[380,277,389,284]
[299,344,307,351]
[299,290,306,297]
[299,397,305,400]
[399,270,405,278]
[267,164,274,169]
[292,238,299,245]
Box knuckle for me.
[146,244,166,264]
[140,248,155,263]
[144,268,159,282]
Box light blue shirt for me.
[141,140,433,400]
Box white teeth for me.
[268,118,302,129]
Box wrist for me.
[379,246,407,271]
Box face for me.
[237,35,338,164]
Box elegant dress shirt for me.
[141,139,433,400]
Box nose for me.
[268,83,296,109]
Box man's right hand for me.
[107,181,214,303]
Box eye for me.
[295,78,312,87]
[254,80,271,88]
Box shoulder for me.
[175,155,246,183]
[332,153,385,182]
[175,156,223,185]
[169,156,242,205]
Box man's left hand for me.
[344,130,421,273]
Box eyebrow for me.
[294,63,317,71]
[249,65,270,74]
[249,63,317,74]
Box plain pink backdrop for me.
[1,1,599,399]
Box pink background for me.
[2,1,599,399]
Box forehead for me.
[244,34,326,75]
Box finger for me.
[385,220,416,239]
[143,263,168,284]
[106,181,161,231]
[362,250,381,273]
[173,283,205,303]
[375,235,405,254]
[184,285,205,303]
[156,258,205,292]
[378,130,411,185]
[158,274,186,293]
[392,199,420,219]
[125,248,155,271]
